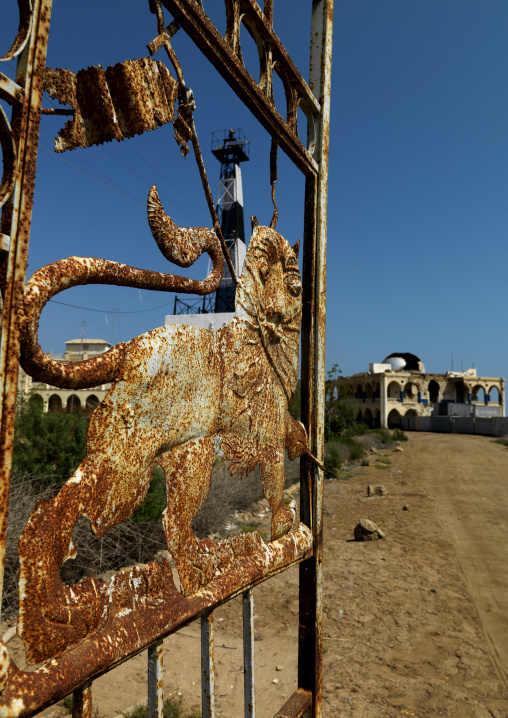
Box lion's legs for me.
[260,451,297,541]
[158,436,216,595]
[17,458,106,663]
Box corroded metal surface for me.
[44,59,178,152]
[161,0,320,175]
[17,220,311,665]
[0,526,312,717]
[274,688,312,718]
[147,640,164,718]
[0,1,332,715]
[18,186,223,389]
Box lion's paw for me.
[271,500,298,541]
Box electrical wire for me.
[49,297,176,314]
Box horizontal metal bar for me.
[40,107,75,115]
[161,0,318,177]
[0,527,312,717]
[273,688,312,718]
[0,234,10,253]
[0,71,24,105]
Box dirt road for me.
[404,433,508,691]
[11,432,508,717]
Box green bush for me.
[337,436,364,461]
[13,397,88,482]
[370,428,394,445]
[343,422,369,437]
[324,443,343,477]
[131,465,167,524]
[392,428,408,442]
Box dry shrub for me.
[3,455,301,615]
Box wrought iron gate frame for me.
[0,1,333,716]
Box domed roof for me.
[382,352,425,373]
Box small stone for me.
[272,678,279,684]
[367,484,387,497]
[354,518,386,541]
[276,665,284,671]
[403,504,409,511]
[395,446,404,452]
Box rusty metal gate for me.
[0,1,333,716]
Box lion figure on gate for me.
[16,186,308,664]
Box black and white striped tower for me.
[211,128,250,312]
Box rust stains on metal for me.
[0,0,33,62]
[0,524,311,717]
[44,59,178,152]
[161,0,319,176]
[17,224,307,664]
[18,186,223,389]
[274,688,312,718]
[0,105,16,207]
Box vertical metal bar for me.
[299,2,334,718]
[0,0,53,622]
[72,681,92,718]
[201,609,215,718]
[148,638,164,718]
[243,589,255,718]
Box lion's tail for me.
[18,185,223,390]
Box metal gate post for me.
[299,2,334,717]
[0,0,53,620]
[201,610,215,718]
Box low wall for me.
[401,415,508,437]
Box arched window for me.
[356,384,363,400]
[86,394,99,411]
[387,409,401,429]
[356,409,363,423]
[428,380,439,403]
[364,383,372,399]
[387,381,401,400]
[489,386,501,404]
[364,408,372,427]
[404,382,417,400]
[405,409,417,418]
[48,394,63,412]
[67,394,81,411]
[472,385,485,403]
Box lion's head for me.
[235,225,302,403]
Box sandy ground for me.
[5,432,508,717]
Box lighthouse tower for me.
[165,128,250,329]
[211,128,249,312]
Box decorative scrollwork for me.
[0,0,33,63]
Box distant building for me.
[18,338,112,411]
[331,352,505,429]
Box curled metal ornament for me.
[18,185,223,388]
[44,59,178,152]
[0,0,33,63]
[0,105,16,207]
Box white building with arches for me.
[331,352,505,429]
[18,339,112,412]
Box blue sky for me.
[2,1,508,379]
